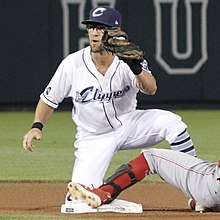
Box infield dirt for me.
[1,182,220,220]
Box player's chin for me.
[91,45,105,53]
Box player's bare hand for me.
[23,129,42,152]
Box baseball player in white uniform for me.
[23,6,197,190]
[68,148,220,212]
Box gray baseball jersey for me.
[143,148,220,211]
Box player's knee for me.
[156,111,184,129]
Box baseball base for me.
[61,199,143,213]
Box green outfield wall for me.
[1,0,219,107]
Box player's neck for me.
[91,51,115,75]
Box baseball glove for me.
[102,30,145,75]
[102,30,144,60]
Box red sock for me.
[100,153,150,195]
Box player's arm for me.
[102,30,157,95]
[23,99,54,152]
[135,70,157,95]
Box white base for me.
[61,199,143,213]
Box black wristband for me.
[31,122,43,131]
[121,58,143,75]
[129,64,142,75]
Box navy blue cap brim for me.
[82,20,112,27]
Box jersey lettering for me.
[75,85,130,103]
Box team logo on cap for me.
[92,7,107,17]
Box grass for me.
[0,111,75,182]
[0,110,220,183]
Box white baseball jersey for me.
[40,46,188,187]
[40,46,139,134]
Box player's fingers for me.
[23,136,33,152]
[23,129,42,152]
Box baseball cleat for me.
[67,182,112,208]
[188,198,196,211]
[188,198,210,213]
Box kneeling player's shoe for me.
[188,198,210,213]
[67,182,112,208]
[188,198,196,211]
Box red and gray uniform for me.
[143,148,220,211]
